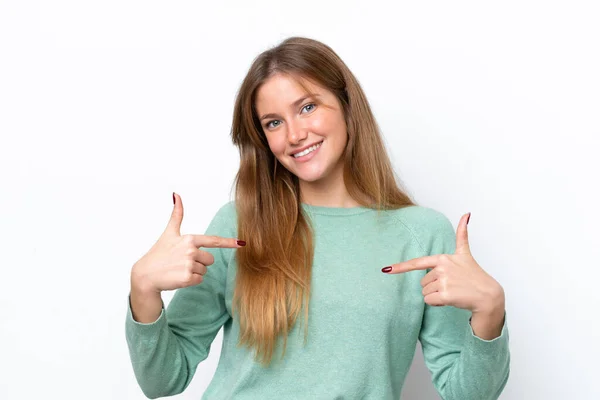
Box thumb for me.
[455,212,472,255]
[165,192,184,236]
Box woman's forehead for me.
[256,74,332,111]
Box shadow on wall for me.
[401,343,441,400]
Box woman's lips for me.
[291,141,323,163]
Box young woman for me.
[126,36,510,399]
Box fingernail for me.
[237,240,246,246]
[382,266,392,273]
[173,192,176,205]
[466,212,471,225]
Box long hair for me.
[230,36,416,365]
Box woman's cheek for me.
[309,117,326,132]
[265,133,281,152]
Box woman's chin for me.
[282,161,330,183]
[295,171,328,184]
[290,162,335,184]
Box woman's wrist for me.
[130,272,163,323]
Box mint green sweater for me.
[126,202,510,399]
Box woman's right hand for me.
[130,192,245,295]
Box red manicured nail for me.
[382,266,392,273]
[173,192,176,205]
[237,240,246,246]
[466,212,471,225]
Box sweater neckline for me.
[300,203,374,216]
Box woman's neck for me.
[298,165,361,208]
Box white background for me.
[1,1,598,399]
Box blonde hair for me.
[230,36,416,365]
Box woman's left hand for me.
[382,213,505,315]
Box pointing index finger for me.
[192,235,246,249]
[383,255,439,274]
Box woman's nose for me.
[287,119,308,144]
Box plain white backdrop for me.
[1,1,599,399]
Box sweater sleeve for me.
[415,208,510,400]
[125,201,236,399]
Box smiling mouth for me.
[292,141,324,158]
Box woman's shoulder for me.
[213,200,237,219]
[205,200,237,234]
[386,205,455,245]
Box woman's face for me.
[255,73,348,185]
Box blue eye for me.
[302,103,316,113]
[265,120,280,129]
[264,103,317,130]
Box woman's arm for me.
[420,210,510,399]
[125,202,236,399]
[419,300,510,400]
[399,207,511,399]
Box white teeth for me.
[293,142,322,158]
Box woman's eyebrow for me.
[260,93,321,121]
